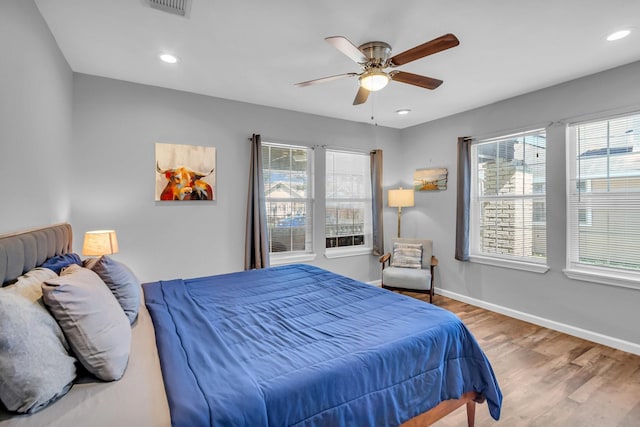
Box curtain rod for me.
[320,145,376,155]
[247,135,311,147]
[247,136,376,155]
[560,104,640,126]
[468,103,640,141]
[469,122,552,142]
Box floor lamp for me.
[388,187,414,238]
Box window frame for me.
[469,128,549,273]
[564,112,640,289]
[324,149,373,258]
[262,142,315,263]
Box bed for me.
[0,224,501,427]
[0,224,171,427]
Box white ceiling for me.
[35,0,640,129]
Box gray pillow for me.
[43,265,131,381]
[83,256,141,324]
[0,291,77,414]
[391,242,423,269]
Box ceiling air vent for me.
[149,0,187,16]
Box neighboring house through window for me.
[576,180,593,226]
[262,143,313,256]
[566,112,640,288]
[470,129,547,271]
[325,150,372,255]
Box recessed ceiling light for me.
[396,109,411,115]
[159,53,179,64]
[606,29,631,41]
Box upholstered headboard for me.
[0,223,73,285]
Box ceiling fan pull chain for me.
[371,93,378,126]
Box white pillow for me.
[391,242,423,269]
[5,267,57,303]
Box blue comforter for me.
[143,264,501,427]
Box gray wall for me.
[399,60,640,346]
[71,74,399,283]
[0,0,73,233]
[2,0,638,350]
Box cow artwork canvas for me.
[155,142,216,201]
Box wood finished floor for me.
[400,292,640,427]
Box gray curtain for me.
[370,149,384,256]
[244,134,270,270]
[455,137,471,261]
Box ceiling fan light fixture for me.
[359,70,389,91]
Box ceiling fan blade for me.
[353,86,370,105]
[390,71,443,90]
[294,73,358,87]
[325,36,367,63]
[389,33,459,67]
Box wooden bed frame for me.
[401,391,482,427]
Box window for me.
[470,129,547,269]
[325,150,372,253]
[566,112,640,287]
[262,143,313,255]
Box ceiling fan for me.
[295,33,459,105]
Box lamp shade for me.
[82,230,119,256]
[388,188,415,208]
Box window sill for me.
[270,253,316,266]
[469,255,549,273]
[324,247,372,259]
[563,268,640,290]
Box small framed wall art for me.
[155,142,216,201]
[413,167,448,191]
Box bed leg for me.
[466,400,476,427]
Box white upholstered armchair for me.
[379,238,438,303]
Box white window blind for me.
[262,143,313,254]
[325,150,372,250]
[470,129,547,265]
[567,112,640,286]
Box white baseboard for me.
[367,279,382,287]
[436,289,640,356]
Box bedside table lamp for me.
[82,230,119,256]
[388,187,414,238]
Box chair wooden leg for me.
[466,400,476,427]
[429,270,435,303]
